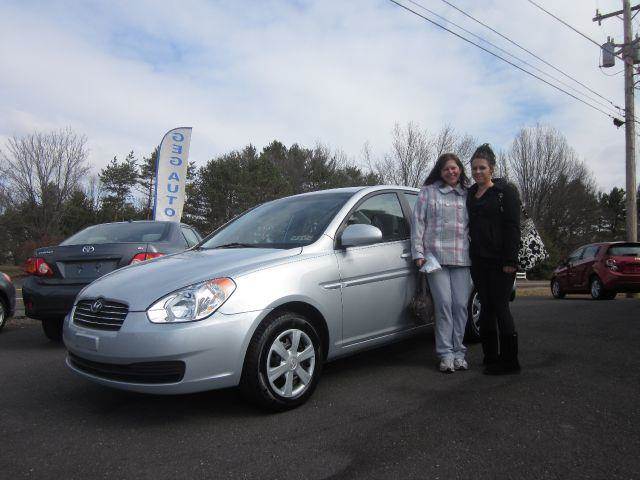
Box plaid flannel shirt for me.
[411,182,471,267]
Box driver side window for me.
[567,248,584,263]
[347,193,409,242]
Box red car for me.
[551,242,640,300]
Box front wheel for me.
[42,317,63,341]
[464,290,481,343]
[551,279,565,299]
[240,312,323,411]
[0,298,8,331]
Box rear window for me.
[608,243,640,257]
[61,223,170,245]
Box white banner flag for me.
[153,127,192,222]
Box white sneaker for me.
[439,358,455,373]
[454,358,468,371]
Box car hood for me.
[77,247,302,311]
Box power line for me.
[526,0,629,66]
[405,0,621,116]
[600,66,624,76]
[526,0,605,48]
[436,0,624,113]
[387,0,620,121]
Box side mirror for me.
[341,224,383,248]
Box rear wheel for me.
[551,279,565,299]
[590,276,613,300]
[464,290,481,343]
[42,317,63,341]
[240,312,323,411]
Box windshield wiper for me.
[212,242,259,249]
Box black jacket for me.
[466,178,521,268]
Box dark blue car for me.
[0,272,16,331]
[22,221,202,340]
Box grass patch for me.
[0,264,25,278]
[516,287,550,297]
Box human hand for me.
[503,265,516,274]
[415,259,425,268]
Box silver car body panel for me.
[64,185,432,394]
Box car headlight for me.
[147,278,236,323]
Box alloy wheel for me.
[266,328,316,398]
[471,292,481,332]
[591,278,602,299]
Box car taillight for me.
[24,257,53,277]
[130,252,165,264]
[605,258,619,271]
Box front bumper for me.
[22,277,86,320]
[63,308,267,394]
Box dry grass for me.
[516,287,551,297]
[0,264,25,278]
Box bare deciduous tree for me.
[369,123,477,187]
[0,128,90,238]
[508,124,600,260]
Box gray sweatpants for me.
[426,266,473,360]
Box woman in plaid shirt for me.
[411,153,473,373]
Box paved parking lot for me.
[1,296,639,480]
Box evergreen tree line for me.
[0,125,637,279]
[0,133,377,263]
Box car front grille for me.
[73,299,129,331]
[68,353,185,384]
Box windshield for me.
[608,243,640,257]
[200,192,354,249]
[61,222,170,245]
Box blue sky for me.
[0,0,635,190]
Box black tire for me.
[240,312,323,412]
[42,317,63,341]
[551,279,565,299]
[0,297,8,332]
[589,276,609,300]
[464,290,481,343]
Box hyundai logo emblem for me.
[82,245,95,253]
[91,299,104,313]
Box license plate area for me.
[62,260,118,279]
[74,333,99,352]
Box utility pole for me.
[595,1,638,243]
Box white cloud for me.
[0,0,636,192]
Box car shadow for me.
[67,382,265,421]
[61,330,442,422]
[323,330,437,377]
[556,296,601,301]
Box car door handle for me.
[401,252,411,259]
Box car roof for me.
[90,220,197,228]
[284,185,420,199]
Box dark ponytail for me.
[471,143,496,168]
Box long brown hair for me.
[423,153,470,187]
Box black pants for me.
[470,260,516,337]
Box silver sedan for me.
[64,186,464,410]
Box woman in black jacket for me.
[467,144,521,374]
